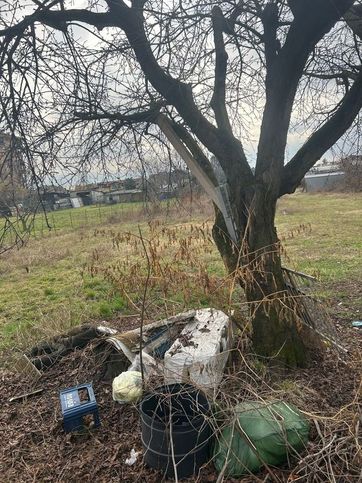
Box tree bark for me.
[213,188,307,367]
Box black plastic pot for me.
[140,383,211,479]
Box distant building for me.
[72,178,140,193]
[70,189,104,206]
[54,197,72,210]
[103,189,144,204]
[39,186,69,211]
[0,132,27,216]
[148,169,189,191]
[147,169,193,199]
[304,171,345,192]
[96,179,125,192]
[70,197,83,209]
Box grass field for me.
[0,192,361,350]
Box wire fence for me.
[31,202,143,237]
[0,202,144,251]
[0,195,212,251]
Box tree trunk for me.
[213,190,307,367]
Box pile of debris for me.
[8,308,316,481]
[19,308,232,388]
[107,308,232,402]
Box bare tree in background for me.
[0,0,361,366]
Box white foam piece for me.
[164,308,231,390]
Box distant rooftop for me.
[305,171,344,179]
[106,189,143,195]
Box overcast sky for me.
[1,0,359,188]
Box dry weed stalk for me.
[89,220,233,318]
[291,388,361,482]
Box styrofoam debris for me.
[125,448,140,466]
[163,308,231,390]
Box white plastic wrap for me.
[163,308,231,390]
[112,370,143,404]
[128,351,161,377]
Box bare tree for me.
[0,0,361,366]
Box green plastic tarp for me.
[213,400,309,477]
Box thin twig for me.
[138,225,151,387]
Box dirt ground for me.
[1,298,361,483]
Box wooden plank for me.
[9,388,44,403]
[157,114,238,243]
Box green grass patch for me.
[0,192,360,350]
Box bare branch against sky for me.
[0,0,360,187]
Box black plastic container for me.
[140,383,211,479]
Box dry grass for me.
[0,192,361,352]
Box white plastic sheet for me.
[163,308,231,390]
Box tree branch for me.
[255,0,355,189]
[280,0,355,71]
[280,68,362,195]
[261,3,279,71]
[0,9,114,40]
[210,6,232,132]
[303,69,359,82]
[74,104,164,125]
[344,3,362,39]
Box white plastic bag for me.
[125,448,140,466]
[112,370,143,404]
[128,351,161,377]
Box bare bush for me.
[339,155,362,191]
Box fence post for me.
[40,213,44,238]
[52,213,57,234]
